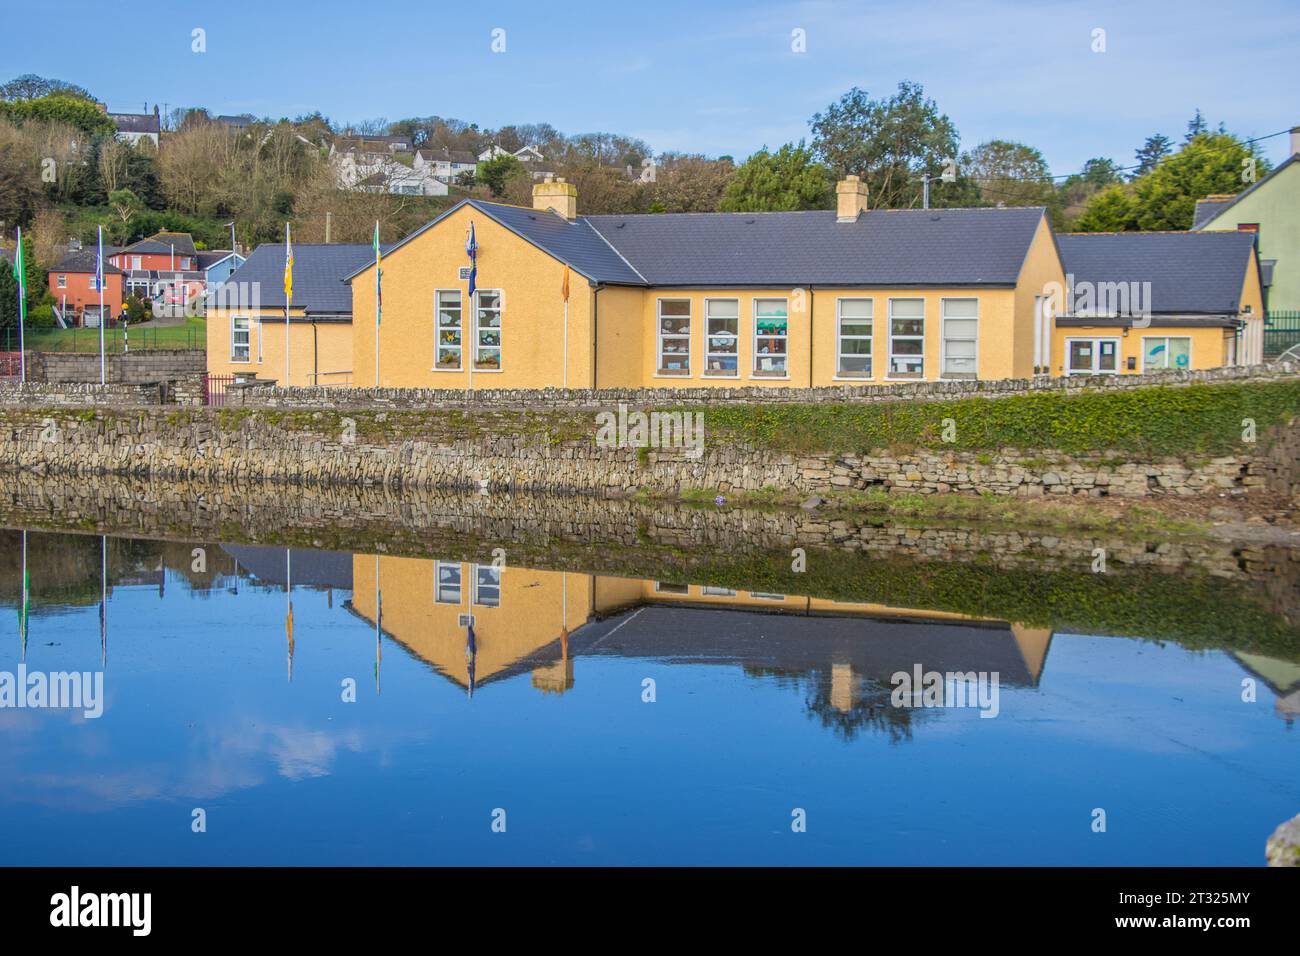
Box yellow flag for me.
[283,223,293,302]
[561,264,570,304]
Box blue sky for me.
[3,0,1298,174]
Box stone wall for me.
[0,403,1289,500]
[229,362,1297,411]
[0,382,167,406]
[24,349,205,385]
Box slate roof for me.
[1192,154,1298,231]
[229,242,378,313]
[417,147,477,164]
[196,250,243,270]
[353,199,1048,288]
[120,232,199,257]
[109,112,160,134]
[52,250,124,274]
[1192,198,1234,229]
[585,206,1047,286]
[1057,231,1257,317]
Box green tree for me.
[477,153,522,197]
[810,82,959,208]
[1130,132,1267,229]
[718,142,832,212]
[960,139,1055,207]
[1132,134,1172,179]
[1072,183,1137,232]
[0,255,19,330]
[0,74,93,102]
[0,95,116,136]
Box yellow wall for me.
[1014,216,1067,378]
[206,307,354,387]
[1050,324,1236,374]
[351,204,596,389]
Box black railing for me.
[0,325,202,353]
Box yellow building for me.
[207,178,1264,388]
[1053,231,1265,374]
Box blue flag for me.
[95,226,104,294]
[466,222,477,298]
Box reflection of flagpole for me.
[19,530,29,662]
[465,622,476,701]
[285,548,294,683]
[100,535,107,668]
[374,557,382,695]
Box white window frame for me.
[653,582,689,594]
[887,298,925,379]
[702,586,736,596]
[473,289,503,372]
[131,255,142,271]
[434,561,462,604]
[472,564,501,607]
[1140,335,1192,372]
[1064,336,1120,375]
[835,297,873,379]
[703,297,739,377]
[940,297,979,380]
[752,297,789,377]
[656,298,691,376]
[751,592,786,601]
[230,314,251,363]
[434,289,463,370]
[56,274,67,289]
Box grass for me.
[4,316,205,353]
[679,486,1208,536]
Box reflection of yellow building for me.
[349,554,1053,702]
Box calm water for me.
[1,528,1297,866]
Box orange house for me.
[48,249,125,325]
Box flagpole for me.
[15,227,26,384]
[562,266,570,388]
[19,529,28,661]
[97,225,105,385]
[100,534,107,668]
[374,220,381,388]
[284,223,292,387]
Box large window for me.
[1065,337,1119,375]
[836,298,873,377]
[473,565,501,607]
[231,315,250,362]
[435,290,462,369]
[704,299,739,375]
[753,298,788,376]
[474,290,502,370]
[888,298,925,378]
[435,561,462,604]
[1142,336,1191,371]
[657,299,691,375]
[941,298,979,379]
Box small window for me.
[657,299,691,375]
[1142,336,1191,371]
[704,299,739,376]
[702,586,736,596]
[473,565,501,607]
[57,274,67,289]
[435,290,462,369]
[1065,337,1119,375]
[654,582,689,594]
[435,561,462,604]
[231,315,251,362]
[888,299,925,378]
[753,298,788,376]
[474,290,502,370]
[751,592,786,601]
[131,256,142,270]
[837,298,872,377]
[941,298,979,379]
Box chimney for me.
[1292,126,1300,157]
[533,174,577,221]
[836,175,868,222]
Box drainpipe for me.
[592,285,601,391]
[311,319,318,386]
[807,286,815,387]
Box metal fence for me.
[204,373,235,407]
[1264,311,1300,358]
[0,326,202,354]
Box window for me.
[751,592,786,601]
[1142,336,1191,371]
[231,315,251,362]
[473,565,501,607]
[435,290,462,369]
[654,582,688,594]
[836,298,872,377]
[57,274,66,289]
[1065,337,1119,375]
[888,299,925,378]
[435,562,462,603]
[753,298,788,376]
[657,299,691,375]
[941,298,979,379]
[702,586,736,596]
[474,290,502,370]
[131,255,142,271]
[704,299,739,375]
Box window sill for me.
[431,366,463,372]
[703,371,739,378]
[654,371,691,378]
[748,374,790,380]
[832,375,872,382]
